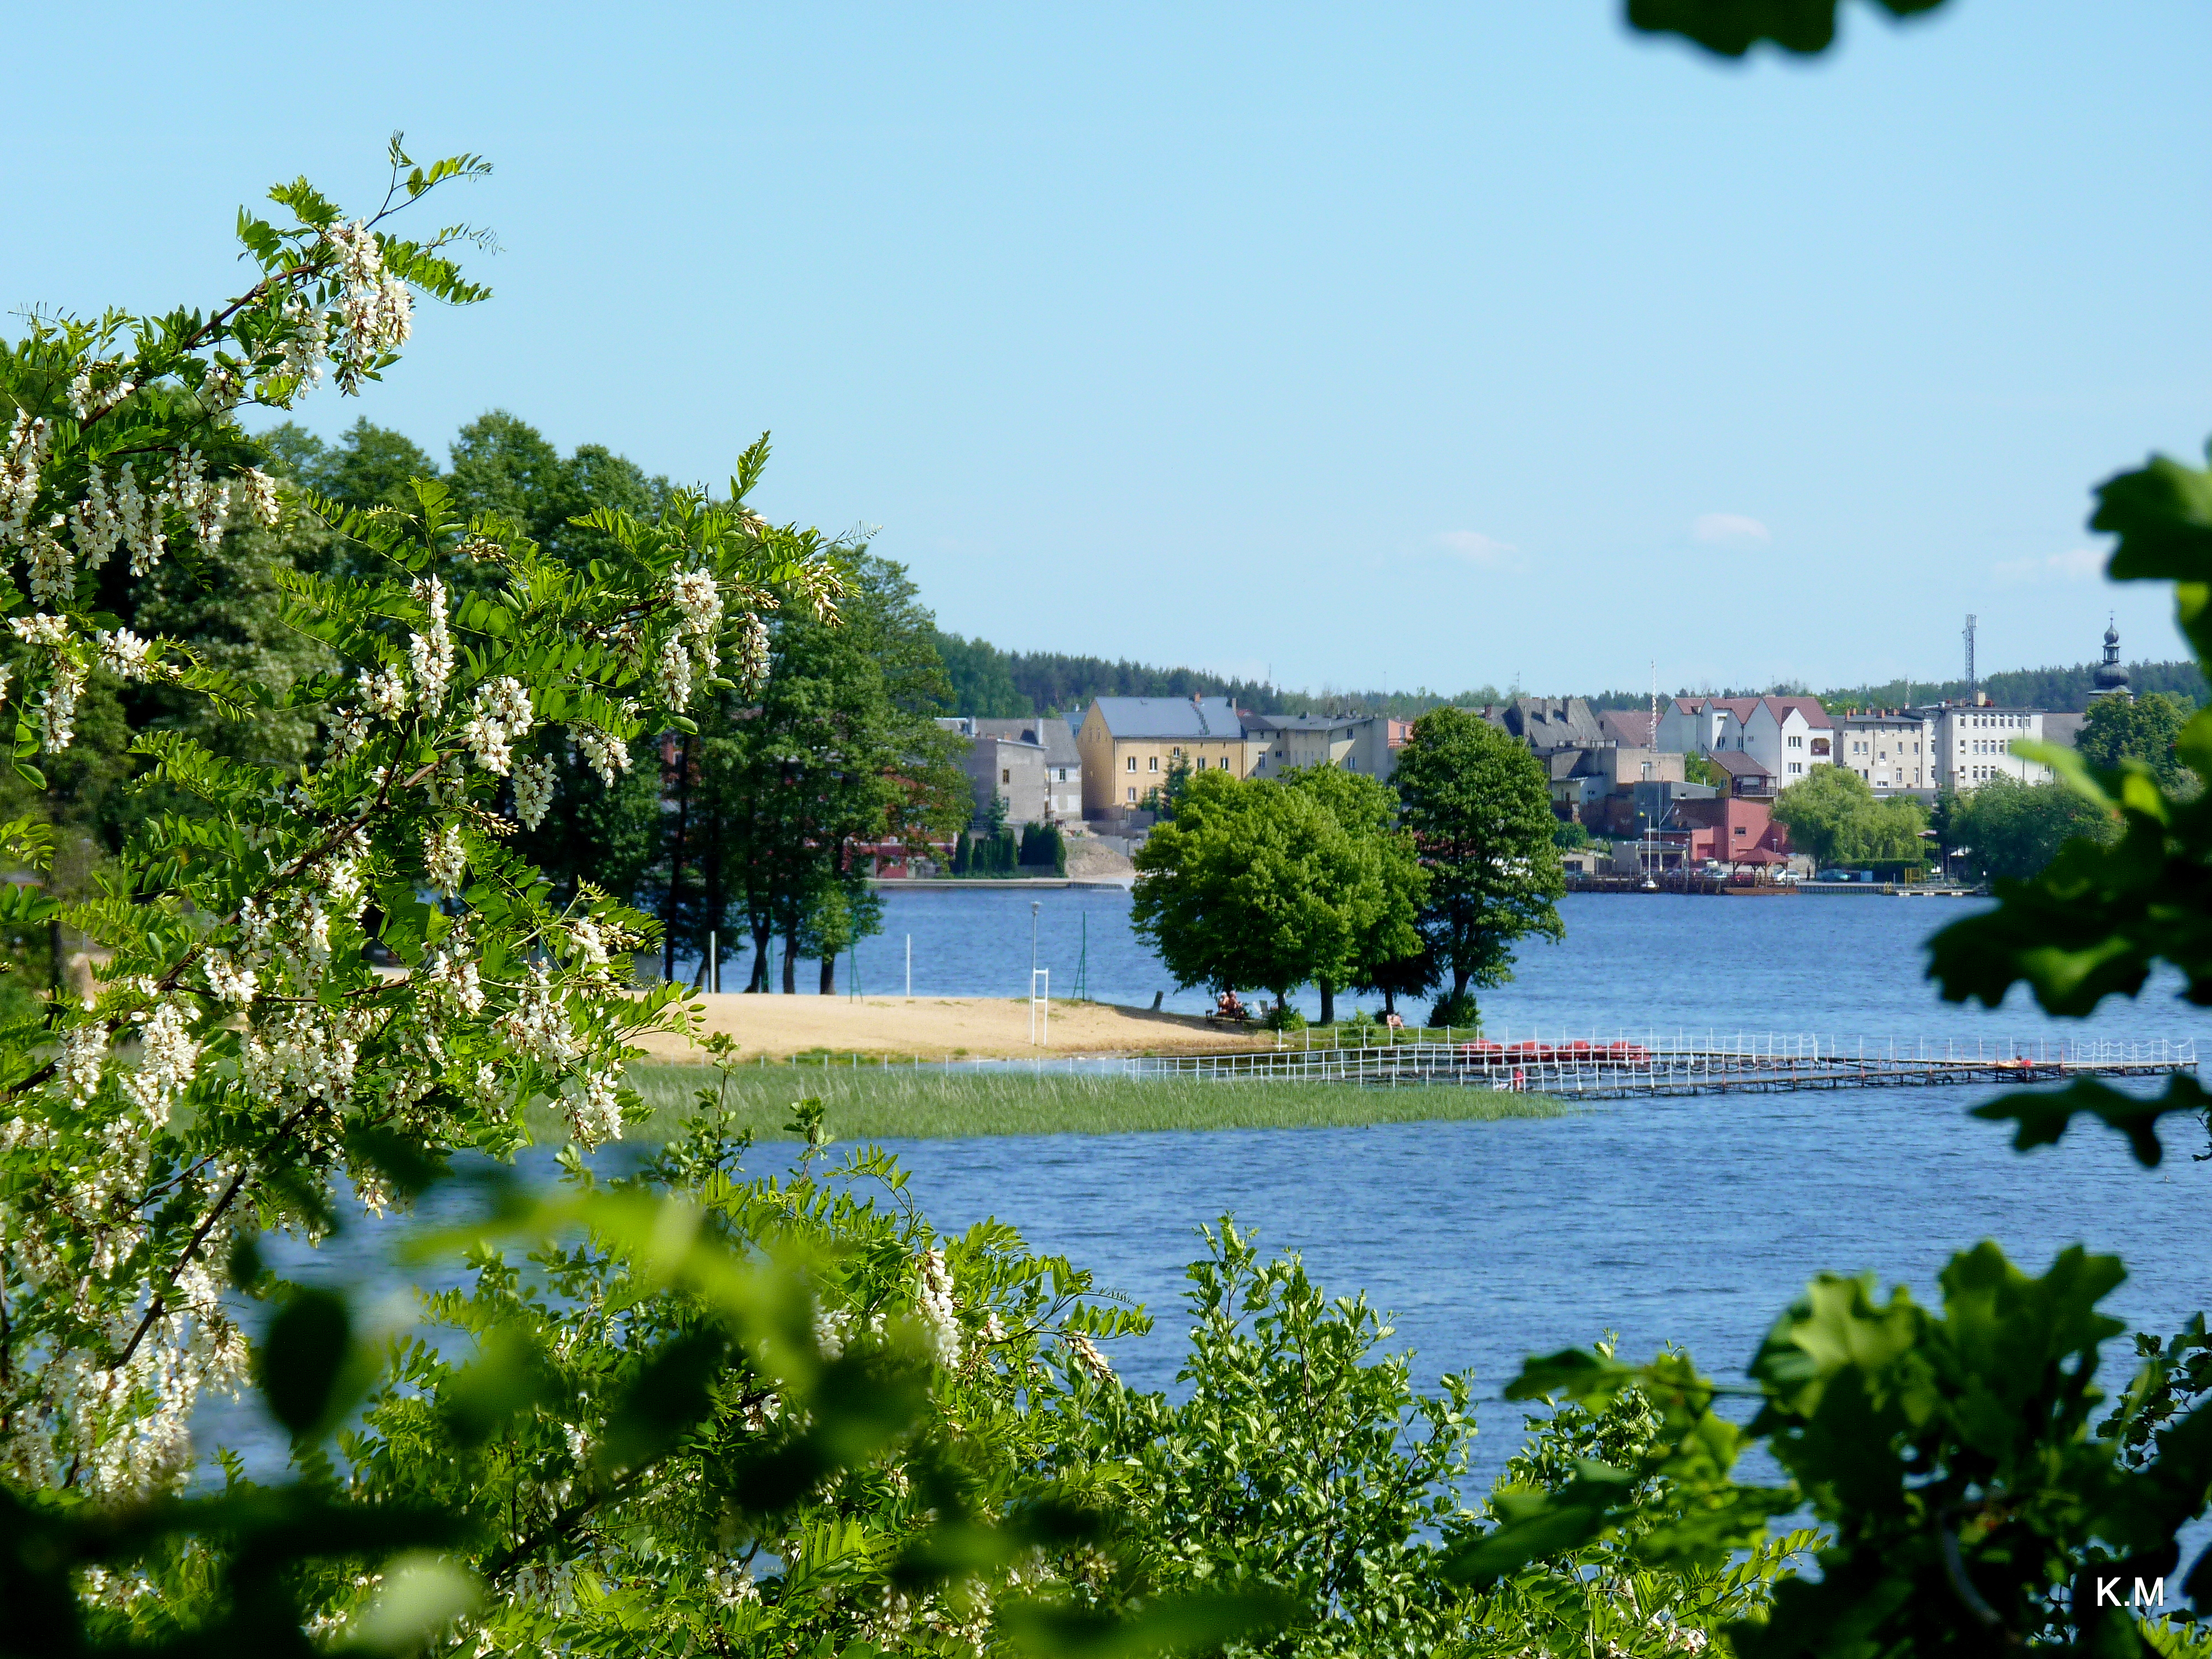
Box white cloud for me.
[1691,512,1771,549]
[1992,546,2104,585]
[1433,530,1521,567]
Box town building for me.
[1076,696,1260,817]
[1247,712,1410,780]
[1655,696,1731,757]
[1657,695,1834,782]
[1914,701,2056,792]
[1483,696,1608,754]
[967,716,1082,822]
[1598,708,1657,748]
[937,716,1050,827]
[1834,711,1935,795]
[1709,749,1777,799]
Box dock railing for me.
[1121,1030,2198,1099]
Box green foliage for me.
[1019,821,1067,873]
[1390,707,1564,1019]
[1771,765,1927,869]
[1681,751,1725,789]
[1627,0,1948,58]
[2079,691,2196,791]
[0,149,847,1587]
[1261,1000,1307,1032]
[1552,818,1591,849]
[1428,990,1481,1030]
[1948,772,2119,881]
[1133,768,1418,1013]
[672,553,967,989]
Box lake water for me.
[244,890,2212,1495]
[807,890,2210,1483]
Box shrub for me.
[1428,990,1481,1030]
[1262,1000,1307,1032]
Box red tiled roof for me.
[1764,696,1834,730]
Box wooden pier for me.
[1122,1032,2197,1100]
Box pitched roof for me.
[972,714,1081,766]
[1764,696,1834,731]
[1499,696,1606,752]
[1245,712,1363,734]
[1090,696,1247,740]
[1710,749,1773,777]
[1599,709,1656,747]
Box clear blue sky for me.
[14,2,2210,696]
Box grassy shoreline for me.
[606,1064,1568,1142]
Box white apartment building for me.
[1918,703,2055,792]
[1667,695,1835,785]
[1656,696,1732,757]
[1835,712,1934,794]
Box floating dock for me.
[1122,1032,2198,1099]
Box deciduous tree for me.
[1389,707,1563,1025]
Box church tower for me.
[2089,616,2133,703]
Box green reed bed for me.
[607,1062,1568,1142]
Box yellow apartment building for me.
[1076,696,1262,816]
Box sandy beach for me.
[634,994,1279,1062]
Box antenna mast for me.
[1963,614,1977,702]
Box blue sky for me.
[14,2,2210,695]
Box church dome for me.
[2093,619,2131,697]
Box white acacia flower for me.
[274,298,328,397]
[241,468,281,529]
[67,465,122,571]
[118,999,197,1126]
[461,676,533,774]
[652,633,693,711]
[113,463,165,575]
[425,823,467,896]
[241,1008,358,1106]
[24,525,72,609]
[10,614,70,649]
[915,1248,961,1369]
[497,963,579,1067]
[96,629,153,682]
[202,952,258,1009]
[1,412,53,546]
[56,1019,106,1106]
[570,724,631,789]
[566,1071,622,1147]
[33,656,85,752]
[1063,1331,1114,1383]
[408,577,453,711]
[422,945,485,1015]
[568,916,609,967]
[359,663,409,721]
[669,567,723,643]
[734,615,770,697]
[512,753,556,830]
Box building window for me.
[1001,769,1010,785]
[1149,755,1159,773]
[1126,756,1136,772]
[1126,786,1136,802]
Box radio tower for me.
[1963,614,1977,703]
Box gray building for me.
[935,714,1083,827]
[969,716,1082,822]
